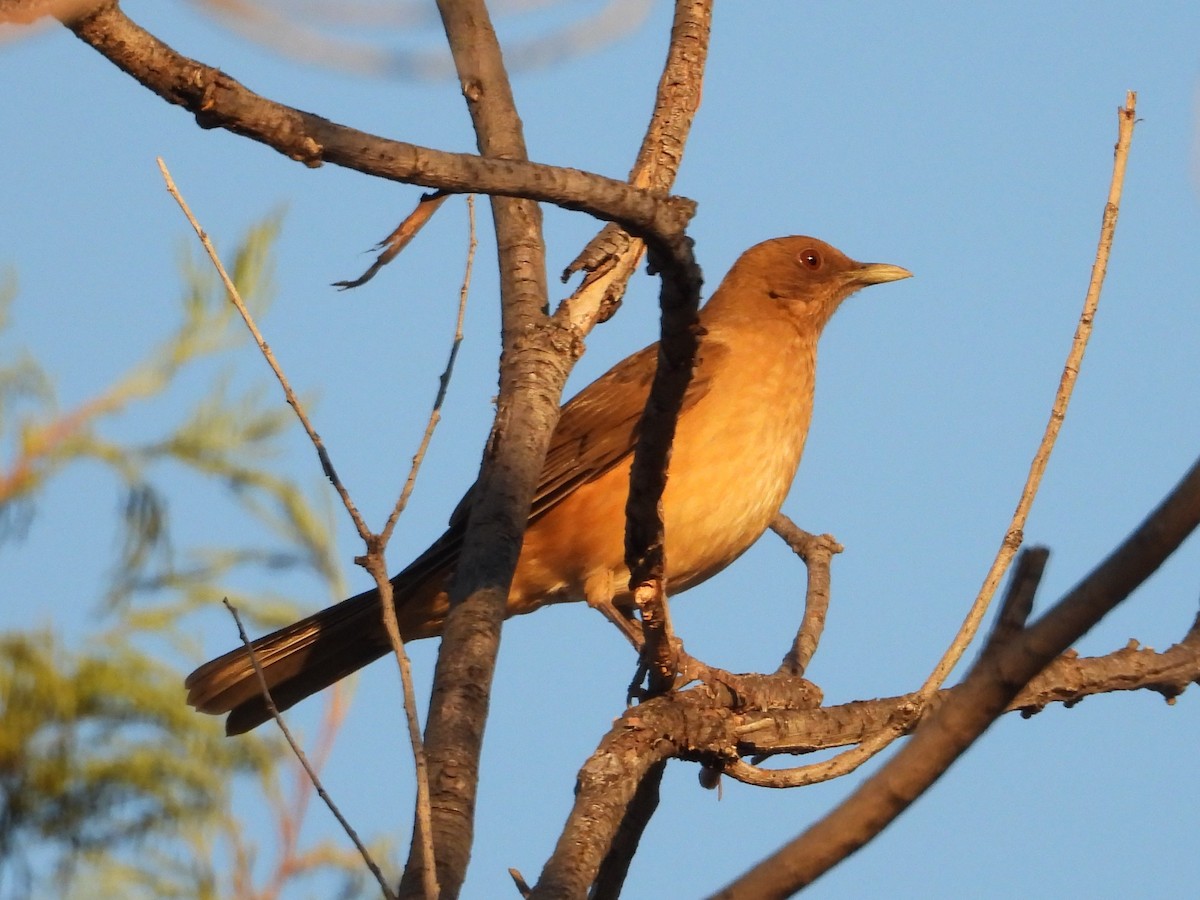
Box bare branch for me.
[65,2,695,243]
[916,91,1140,700]
[591,760,667,900]
[222,599,396,900]
[714,449,1200,899]
[399,3,554,896]
[381,195,476,549]
[770,516,843,676]
[721,546,1048,791]
[371,197,477,900]
[160,158,432,897]
[156,158,371,543]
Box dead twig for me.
[222,599,396,900]
[333,191,450,290]
[916,90,1139,701]
[370,195,476,897]
[770,515,843,676]
[157,157,371,542]
[159,158,438,897]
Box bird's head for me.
[705,236,912,332]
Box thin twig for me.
[914,91,1138,701]
[222,599,396,900]
[156,157,373,544]
[508,868,532,898]
[719,713,916,789]
[380,195,475,546]
[266,686,350,898]
[723,91,1138,792]
[372,195,477,900]
[722,548,1048,790]
[160,158,431,896]
[714,449,1200,898]
[715,90,1139,801]
[770,515,843,676]
[333,190,450,290]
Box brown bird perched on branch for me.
[186,236,911,734]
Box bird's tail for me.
[184,587,392,734]
[186,540,455,735]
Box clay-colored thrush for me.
[186,236,911,734]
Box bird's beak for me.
[850,261,913,286]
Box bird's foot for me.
[627,632,688,703]
[626,644,751,708]
[672,653,752,706]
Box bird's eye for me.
[798,249,822,270]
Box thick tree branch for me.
[716,451,1200,898]
[398,2,557,898]
[535,604,1200,897]
[590,759,668,900]
[532,675,792,899]
[61,1,693,243]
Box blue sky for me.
[3,2,1199,897]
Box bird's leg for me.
[584,572,663,703]
[582,573,747,705]
[583,572,646,650]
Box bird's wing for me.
[444,339,723,530]
[532,342,703,519]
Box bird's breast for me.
[508,328,819,614]
[661,334,817,592]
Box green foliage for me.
[0,630,270,896]
[0,218,373,898]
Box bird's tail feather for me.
[185,586,391,735]
[187,530,457,735]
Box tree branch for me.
[222,599,396,900]
[559,0,713,332]
[590,759,668,900]
[715,451,1200,898]
[62,1,694,244]
[915,91,1139,701]
[533,446,1200,897]
[398,2,555,897]
[770,516,843,676]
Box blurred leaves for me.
[0,217,371,898]
[187,0,654,80]
[0,214,281,514]
[0,629,271,896]
[0,214,342,624]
